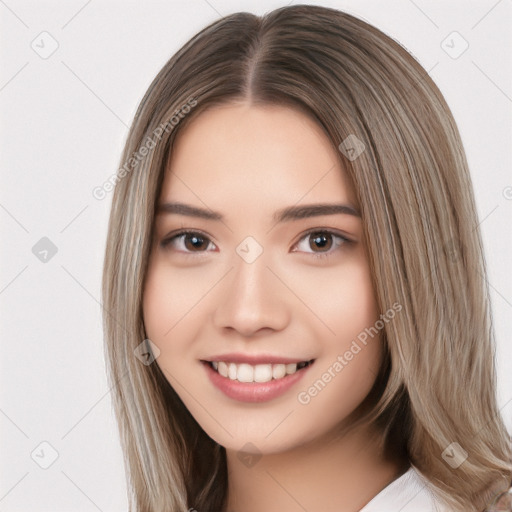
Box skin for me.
[142,102,407,512]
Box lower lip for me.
[202,361,314,403]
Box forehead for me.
[159,102,357,212]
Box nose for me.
[212,249,290,337]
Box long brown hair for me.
[102,5,512,511]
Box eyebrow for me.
[156,201,361,222]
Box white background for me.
[1,1,511,510]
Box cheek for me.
[142,263,187,356]
[333,266,382,375]
[336,269,379,341]
[142,266,194,390]
[142,260,219,376]
[142,264,170,341]
[287,255,379,343]
[143,260,204,340]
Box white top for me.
[360,467,450,511]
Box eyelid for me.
[160,228,217,254]
[291,227,353,260]
[159,227,353,257]
[291,227,353,250]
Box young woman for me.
[101,5,512,511]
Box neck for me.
[223,424,408,512]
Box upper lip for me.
[201,353,314,365]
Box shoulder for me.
[359,466,450,512]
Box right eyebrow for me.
[157,202,222,220]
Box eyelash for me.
[159,228,352,261]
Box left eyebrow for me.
[156,201,361,222]
[273,203,361,222]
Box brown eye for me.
[308,232,333,252]
[160,231,216,253]
[292,229,351,260]
[183,233,209,251]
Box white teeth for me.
[254,364,272,383]
[272,364,286,379]
[211,360,310,383]
[237,363,254,383]
[286,363,297,374]
[228,363,238,380]
[218,361,228,377]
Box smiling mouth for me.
[203,359,315,383]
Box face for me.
[142,102,384,455]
